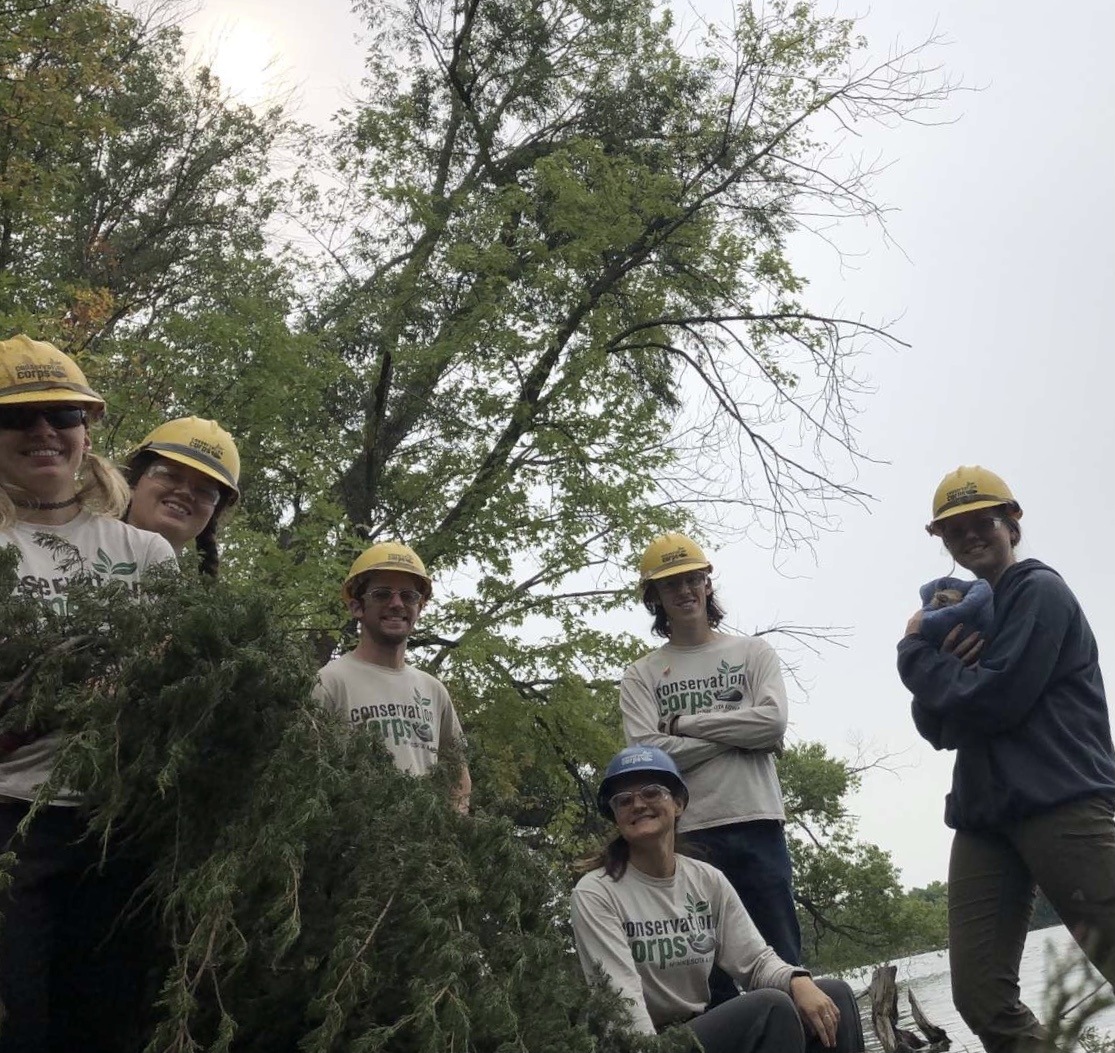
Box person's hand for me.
[941,624,984,667]
[657,713,682,736]
[790,976,839,1047]
[904,609,924,637]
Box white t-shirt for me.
[313,652,465,777]
[619,633,788,831]
[0,511,176,804]
[571,855,805,1034]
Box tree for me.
[282,0,950,847]
[779,744,949,971]
[1,0,956,972]
[0,547,708,1051]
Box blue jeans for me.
[686,819,802,1004]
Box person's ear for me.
[82,428,92,454]
[347,597,364,619]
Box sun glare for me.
[202,18,283,105]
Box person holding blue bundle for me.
[897,465,1115,1053]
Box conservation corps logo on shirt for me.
[17,541,141,614]
[655,658,749,719]
[624,894,717,970]
[349,686,438,751]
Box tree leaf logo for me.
[91,547,112,575]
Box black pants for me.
[688,978,864,1053]
[0,801,150,1053]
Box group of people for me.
[0,333,1112,1053]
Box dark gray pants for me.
[948,795,1115,1053]
[687,978,863,1053]
[0,801,150,1053]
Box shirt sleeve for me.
[143,533,179,573]
[570,882,657,1036]
[619,667,732,771]
[311,671,340,717]
[673,640,787,750]
[440,693,466,747]
[897,572,1077,736]
[713,870,801,994]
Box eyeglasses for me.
[658,572,708,595]
[362,586,424,606]
[938,514,1004,545]
[0,406,88,431]
[608,783,672,813]
[143,462,222,507]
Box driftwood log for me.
[867,965,950,1053]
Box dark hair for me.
[641,580,725,639]
[1005,515,1022,548]
[124,451,234,577]
[576,826,698,881]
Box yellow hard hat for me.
[342,541,433,603]
[0,334,106,418]
[638,533,712,584]
[132,417,240,500]
[928,465,1022,533]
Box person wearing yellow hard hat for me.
[0,334,176,1051]
[123,416,240,576]
[619,533,801,1007]
[899,466,1115,1053]
[312,541,471,814]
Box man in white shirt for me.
[619,533,801,1001]
[313,541,471,813]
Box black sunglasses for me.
[0,405,89,431]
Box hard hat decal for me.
[14,359,70,383]
[621,749,655,767]
[657,546,691,567]
[945,482,980,503]
[189,437,226,461]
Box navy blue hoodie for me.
[897,558,1115,830]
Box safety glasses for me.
[362,586,424,606]
[143,463,223,507]
[608,783,672,814]
[0,405,88,431]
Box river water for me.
[842,925,1115,1051]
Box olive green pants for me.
[948,795,1115,1053]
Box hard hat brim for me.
[341,570,433,605]
[927,498,1022,533]
[642,559,712,584]
[141,444,240,499]
[0,386,105,418]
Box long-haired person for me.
[123,416,240,576]
[571,746,863,1053]
[620,533,801,1005]
[0,335,175,1052]
[899,466,1115,1053]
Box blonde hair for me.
[0,452,129,529]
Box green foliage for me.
[1,0,956,993]
[0,546,708,1052]
[778,745,948,972]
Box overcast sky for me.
[176,0,1115,889]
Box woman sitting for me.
[571,745,864,1053]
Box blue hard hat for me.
[597,745,689,820]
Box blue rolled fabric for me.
[916,576,995,645]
